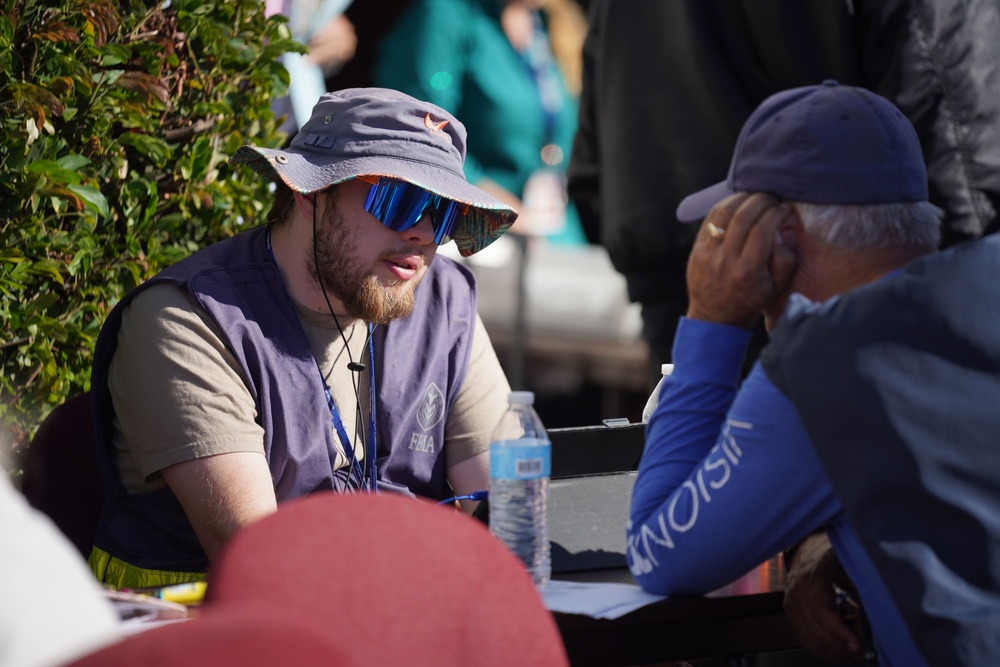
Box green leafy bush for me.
[0,0,304,459]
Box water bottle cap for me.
[508,391,535,405]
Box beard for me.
[307,203,422,325]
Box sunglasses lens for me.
[431,200,462,245]
[364,179,432,232]
[362,177,466,247]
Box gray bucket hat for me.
[231,87,518,256]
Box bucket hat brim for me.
[232,146,518,257]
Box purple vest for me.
[91,226,477,575]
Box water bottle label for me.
[490,440,551,480]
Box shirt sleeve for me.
[443,313,511,466]
[108,283,266,491]
[627,317,844,595]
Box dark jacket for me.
[762,235,1000,665]
[568,0,1000,306]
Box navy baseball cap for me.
[232,88,517,256]
[676,80,928,222]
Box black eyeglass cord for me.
[311,195,377,490]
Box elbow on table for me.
[626,532,717,597]
[629,565,714,597]
[628,549,715,595]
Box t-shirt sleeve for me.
[443,314,511,466]
[108,283,266,491]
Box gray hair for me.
[792,201,942,253]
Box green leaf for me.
[57,154,90,170]
[123,262,142,290]
[187,135,214,183]
[28,292,60,313]
[29,260,64,285]
[10,260,31,282]
[66,185,109,217]
[25,160,62,174]
[46,168,84,184]
[119,132,173,168]
[67,247,94,276]
[0,16,14,45]
[101,44,131,66]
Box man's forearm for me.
[162,451,278,561]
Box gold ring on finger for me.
[706,222,726,239]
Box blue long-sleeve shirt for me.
[628,317,925,666]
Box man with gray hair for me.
[627,81,940,666]
[89,88,517,590]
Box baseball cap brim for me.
[231,145,518,256]
[675,180,735,223]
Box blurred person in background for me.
[568,0,1000,387]
[374,0,588,246]
[268,0,358,136]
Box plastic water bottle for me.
[489,391,551,587]
[642,364,675,422]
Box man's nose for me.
[403,212,437,245]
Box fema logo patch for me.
[416,382,446,431]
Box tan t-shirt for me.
[108,282,510,493]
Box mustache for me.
[378,246,430,266]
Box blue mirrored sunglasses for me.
[358,175,467,246]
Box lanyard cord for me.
[366,339,377,488]
[307,196,379,491]
[265,229,377,491]
[340,323,378,490]
[518,9,562,148]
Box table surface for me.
[553,556,800,666]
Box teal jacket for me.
[374,0,585,245]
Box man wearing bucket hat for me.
[626,81,942,665]
[88,88,518,590]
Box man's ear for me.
[293,191,316,219]
[777,204,806,252]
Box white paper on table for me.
[540,580,667,620]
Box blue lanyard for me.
[266,233,377,491]
[519,10,562,147]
